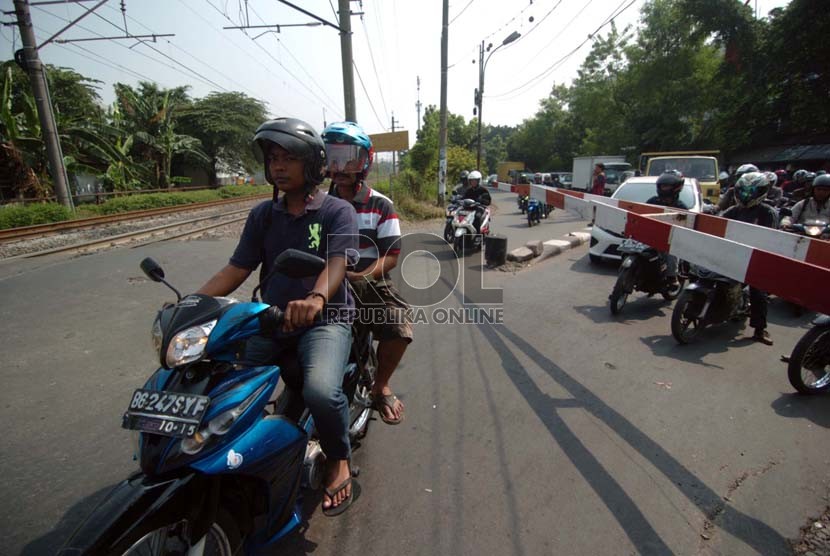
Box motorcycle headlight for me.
[805,226,821,237]
[165,320,217,368]
[464,212,475,224]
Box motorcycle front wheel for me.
[787,326,830,395]
[671,291,702,344]
[443,223,454,244]
[661,277,685,301]
[121,509,240,556]
[609,269,630,316]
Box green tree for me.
[178,92,268,186]
[114,82,206,187]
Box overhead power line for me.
[245,2,343,117]
[487,0,637,100]
[204,0,344,120]
[32,5,230,93]
[353,60,386,131]
[449,0,476,25]
[517,0,598,72]
[360,16,389,124]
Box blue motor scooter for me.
[59,249,376,555]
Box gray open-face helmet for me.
[253,117,327,189]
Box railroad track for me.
[2,208,251,261]
[0,194,270,243]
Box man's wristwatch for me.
[306,291,327,305]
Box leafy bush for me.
[0,203,73,229]
[87,185,271,215]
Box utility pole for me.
[323,107,327,128]
[437,0,449,205]
[391,111,400,175]
[12,0,73,209]
[476,40,484,171]
[338,0,357,121]
[415,76,422,132]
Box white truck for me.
[571,155,633,194]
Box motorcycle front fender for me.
[58,472,216,556]
[621,255,635,269]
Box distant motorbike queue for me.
[510,163,830,397]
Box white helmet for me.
[468,170,482,181]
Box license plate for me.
[122,389,210,438]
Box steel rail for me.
[3,209,251,261]
[0,194,270,243]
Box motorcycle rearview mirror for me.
[252,249,327,302]
[139,257,182,300]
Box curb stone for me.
[534,227,593,264]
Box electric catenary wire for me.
[245,2,343,117]
[31,5,232,93]
[517,0,597,73]
[100,1,268,102]
[204,0,344,120]
[449,0,476,25]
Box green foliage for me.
[0,203,72,229]
[178,92,268,185]
[85,186,270,215]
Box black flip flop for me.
[322,477,361,517]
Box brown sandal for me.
[371,394,405,425]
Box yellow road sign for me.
[370,130,409,152]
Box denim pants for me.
[246,323,352,460]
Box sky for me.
[1,0,790,148]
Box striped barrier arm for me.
[498,182,830,314]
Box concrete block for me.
[542,239,572,256]
[565,231,591,247]
[525,240,544,257]
[507,247,535,262]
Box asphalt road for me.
[0,191,828,556]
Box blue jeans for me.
[246,323,352,460]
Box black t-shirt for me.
[721,203,777,228]
[230,193,358,329]
[646,196,689,210]
[463,185,491,206]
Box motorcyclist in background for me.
[780,173,830,229]
[721,172,777,345]
[646,171,688,287]
[786,169,810,198]
[453,170,470,196]
[764,171,784,205]
[718,171,730,194]
[462,170,492,232]
[718,163,759,212]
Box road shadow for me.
[638,321,759,369]
[478,322,790,554]
[770,393,830,429]
[568,253,619,276]
[22,483,119,556]
[574,300,669,324]
[766,298,816,328]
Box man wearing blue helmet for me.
[323,122,413,429]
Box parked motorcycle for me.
[787,314,830,394]
[608,238,684,315]
[444,194,463,244]
[59,249,376,556]
[671,264,749,344]
[451,198,491,255]
[527,197,543,227]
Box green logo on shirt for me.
[308,222,321,250]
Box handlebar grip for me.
[258,306,284,335]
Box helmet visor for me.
[325,144,368,174]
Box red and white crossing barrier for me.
[497,182,830,314]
